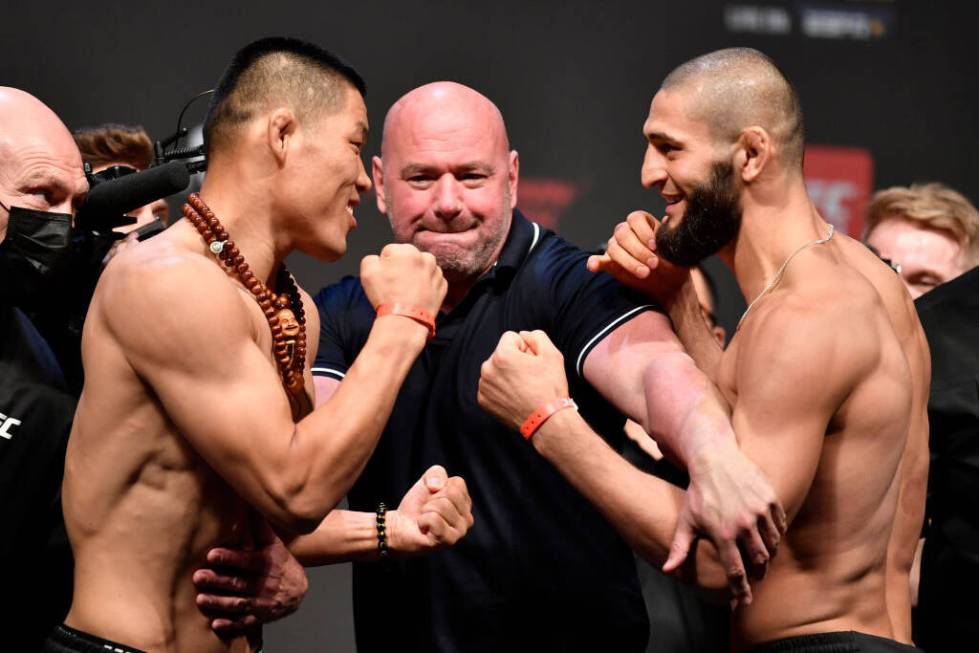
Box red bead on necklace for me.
[183,193,311,419]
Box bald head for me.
[373,82,518,291]
[381,82,510,160]
[662,48,804,167]
[0,87,86,238]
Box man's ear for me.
[267,108,298,166]
[508,150,519,210]
[372,156,387,215]
[735,126,772,183]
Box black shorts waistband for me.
[43,624,147,653]
[750,630,921,653]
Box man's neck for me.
[441,271,480,314]
[196,175,284,287]
[722,178,830,304]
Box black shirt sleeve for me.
[527,236,659,377]
[311,276,373,380]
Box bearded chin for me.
[655,161,742,267]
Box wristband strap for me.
[520,397,578,440]
[376,502,389,559]
[376,303,436,339]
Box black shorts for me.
[42,624,146,653]
[750,631,921,653]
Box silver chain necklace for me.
[736,224,835,332]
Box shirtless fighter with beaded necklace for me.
[51,38,473,653]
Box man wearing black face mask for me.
[0,86,88,647]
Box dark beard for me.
[655,161,742,267]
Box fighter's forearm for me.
[637,350,736,470]
[268,319,428,533]
[666,282,724,382]
[532,408,730,596]
[287,509,380,565]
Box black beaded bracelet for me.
[376,502,389,559]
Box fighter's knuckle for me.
[428,518,446,536]
[727,566,746,580]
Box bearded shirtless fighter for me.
[52,38,472,653]
[478,48,929,652]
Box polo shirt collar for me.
[483,209,541,288]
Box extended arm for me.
[579,310,782,600]
[108,244,445,534]
[478,303,858,602]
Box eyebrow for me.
[400,161,494,178]
[17,167,89,209]
[644,129,680,144]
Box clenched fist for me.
[477,330,569,433]
[387,465,475,554]
[361,243,448,315]
[587,210,691,308]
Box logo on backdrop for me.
[723,3,895,40]
[804,145,875,238]
[516,178,585,230]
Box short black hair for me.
[203,36,366,156]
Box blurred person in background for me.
[73,123,169,232]
[864,182,979,299]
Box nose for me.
[356,157,372,194]
[640,145,667,190]
[433,174,462,220]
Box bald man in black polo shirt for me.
[200,81,784,651]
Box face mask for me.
[0,201,73,307]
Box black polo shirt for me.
[313,210,656,652]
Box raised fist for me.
[477,330,569,433]
[361,243,448,315]
[587,210,691,308]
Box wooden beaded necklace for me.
[183,193,312,419]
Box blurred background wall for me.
[3,1,976,649]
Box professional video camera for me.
[74,88,213,244]
[31,92,212,393]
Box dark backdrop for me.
[3,1,977,650]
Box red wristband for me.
[376,303,437,339]
[520,397,578,440]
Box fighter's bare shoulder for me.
[735,248,883,401]
[95,235,255,367]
